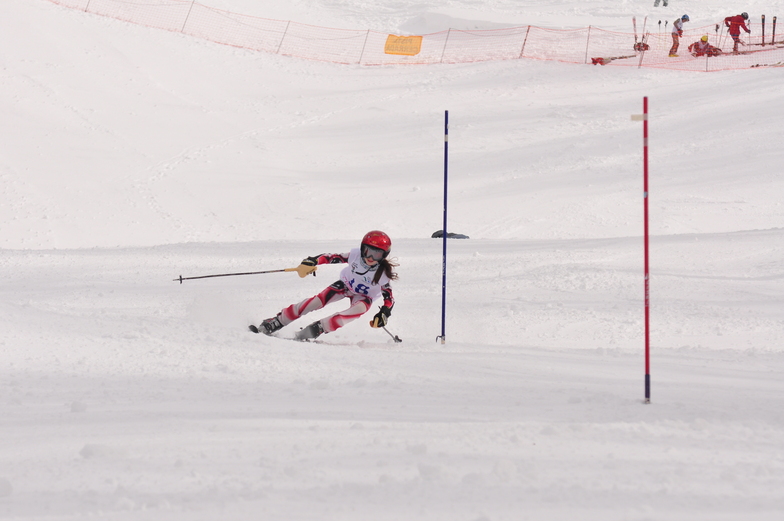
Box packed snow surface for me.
[1,1,783,520]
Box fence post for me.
[358,29,370,64]
[180,0,196,33]
[519,25,531,58]
[584,26,592,64]
[276,21,291,54]
[440,29,452,63]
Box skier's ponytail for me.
[373,257,399,285]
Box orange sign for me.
[384,35,423,56]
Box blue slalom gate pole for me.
[437,110,448,344]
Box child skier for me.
[724,12,751,53]
[688,35,722,57]
[669,14,690,57]
[253,231,398,341]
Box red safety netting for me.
[48,0,784,70]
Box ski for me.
[248,323,316,341]
[751,61,784,68]
[727,44,783,55]
[591,54,636,65]
[249,323,401,343]
[632,17,649,52]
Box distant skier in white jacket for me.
[669,14,689,57]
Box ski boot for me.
[294,321,324,341]
[250,315,284,335]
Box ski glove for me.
[295,256,319,278]
[370,306,391,328]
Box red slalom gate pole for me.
[643,97,651,404]
[633,97,651,404]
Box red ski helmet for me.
[361,230,391,261]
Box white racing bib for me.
[339,248,389,301]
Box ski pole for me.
[369,306,402,342]
[174,266,314,284]
[772,16,777,45]
[382,326,402,343]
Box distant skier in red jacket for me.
[724,12,751,53]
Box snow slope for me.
[1,1,783,520]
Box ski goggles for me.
[362,245,386,262]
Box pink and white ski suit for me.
[278,248,395,333]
